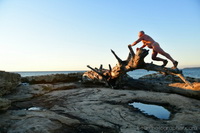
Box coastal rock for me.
[1,71,200,132]
[139,73,200,83]
[125,78,200,100]
[0,98,11,110]
[0,71,21,96]
[21,73,83,84]
[3,88,200,133]
[169,82,200,91]
[0,110,81,133]
[5,82,79,102]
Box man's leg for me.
[152,50,168,67]
[153,44,178,67]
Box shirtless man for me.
[128,31,178,68]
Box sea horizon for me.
[8,66,200,72]
[11,68,200,79]
[10,70,87,72]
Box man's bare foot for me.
[173,61,178,68]
[161,60,168,67]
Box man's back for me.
[141,34,156,44]
[140,34,156,48]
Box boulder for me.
[0,71,21,96]
[0,98,11,110]
[21,72,83,84]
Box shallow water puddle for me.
[28,107,41,111]
[24,107,45,111]
[129,102,171,120]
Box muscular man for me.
[128,31,178,68]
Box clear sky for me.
[0,0,200,71]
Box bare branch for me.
[99,64,103,70]
[177,74,194,88]
[126,53,132,62]
[111,49,123,64]
[109,64,112,71]
[143,63,193,87]
[128,45,135,57]
[99,64,103,73]
[87,65,106,79]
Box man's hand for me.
[128,44,132,47]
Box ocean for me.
[14,68,200,79]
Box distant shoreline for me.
[183,67,200,69]
[10,70,87,73]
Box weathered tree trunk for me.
[85,46,193,88]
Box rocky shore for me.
[0,71,200,133]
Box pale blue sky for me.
[0,0,200,71]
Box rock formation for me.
[0,71,199,132]
[1,87,200,132]
[0,71,21,96]
[21,73,83,84]
[0,98,11,111]
[0,71,21,111]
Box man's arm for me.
[128,36,143,47]
[136,44,146,51]
[140,44,146,49]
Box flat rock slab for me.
[2,88,200,133]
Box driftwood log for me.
[86,46,193,88]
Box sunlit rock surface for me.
[0,71,200,132]
[1,88,200,132]
[139,73,200,83]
